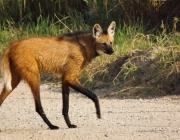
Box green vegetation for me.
[0,0,180,98]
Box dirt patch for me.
[0,81,180,139]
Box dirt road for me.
[0,81,180,140]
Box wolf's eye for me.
[110,42,113,45]
[101,43,106,47]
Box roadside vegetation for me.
[0,0,180,98]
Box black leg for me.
[35,99,59,130]
[68,82,101,119]
[62,83,77,128]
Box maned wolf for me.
[0,21,116,129]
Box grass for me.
[0,0,180,98]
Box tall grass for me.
[0,14,89,51]
[1,0,179,29]
[0,17,58,51]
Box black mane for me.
[59,31,91,39]
[59,30,108,39]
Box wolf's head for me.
[93,21,116,55]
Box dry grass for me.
[1,0,180,99]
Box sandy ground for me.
[0,81,180,140]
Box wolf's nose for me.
[108,48,114,54]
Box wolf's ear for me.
[107,21,116,36]
[93,24,103,39]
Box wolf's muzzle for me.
[102,44,114,55]
[107,47,114,54]
[104,47,114,55]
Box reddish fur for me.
[0,34,98,103]
[0,21,116,129]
